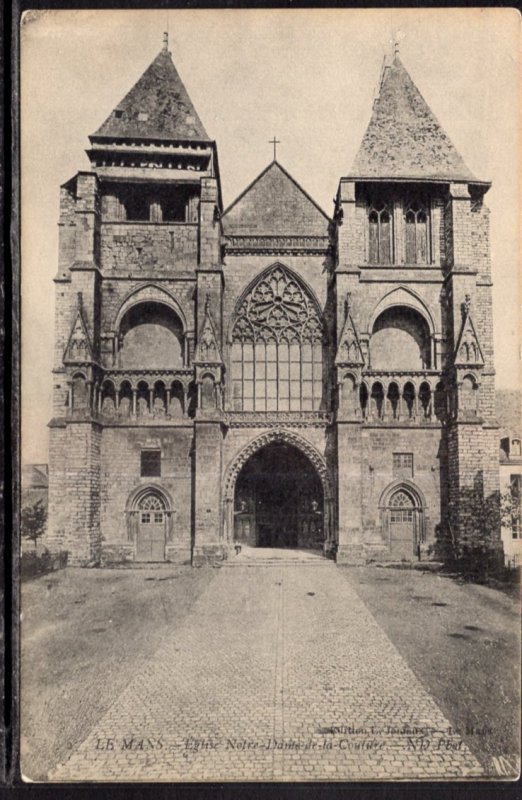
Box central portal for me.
[233,442,324,549]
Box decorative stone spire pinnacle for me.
[163,31,169,53]
[194,294,223,365]
[344,292,352,320]
[335,295,364,367]
[454,295,484,367]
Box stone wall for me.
[100,222,198,273]
[337,424,442,563]
[100,425,193,564]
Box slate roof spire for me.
[349,54,481,183]
[91,42,210,143]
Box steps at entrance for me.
[222,547,332,567]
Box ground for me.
[21,555,520,782]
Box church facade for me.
[45,40,503,566]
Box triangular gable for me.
[63,294,94,364]
[454,298,484,366]
[349,56,478,183]
[194,297,223,365]
[92,49,209,142]
[335,294,364,366]
[222,161,330,236]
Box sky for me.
[20,8,520,464]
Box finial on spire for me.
[394,38,400,57]
[163,31,169,52]
[462,294,472,318]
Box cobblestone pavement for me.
[51,563,483,782]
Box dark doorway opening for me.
[234,442,324,549]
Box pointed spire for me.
[63,294,94,364]
[91,45,209,142]
[454,295,484,366]
[350,55,477,182]
[335,293,364,366]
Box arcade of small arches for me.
[339,374,445,422]
[62,270,478,425]
[94,377,196,419]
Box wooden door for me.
[136,509,166,562]
[389,508,415,560]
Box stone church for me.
[45,37,503,566]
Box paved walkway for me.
[51,564,483,782]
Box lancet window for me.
[368,201,393,264]
[404,199,429,264]
[231,266,323,412]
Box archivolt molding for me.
[113,283,188,333]
[378,479,427,510]
[223,428,332,501]
[366,286,436,336]
[125,484,174,514]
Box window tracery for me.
[389,489,415,523]
[231,266,323,412]
[138,493,165,511]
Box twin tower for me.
[45,39,503,567]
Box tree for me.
[21,499,47,550]
[500,480,521,537]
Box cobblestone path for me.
[51,564,483,782]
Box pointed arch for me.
[228,261,325,343]
[228,263,325,412]
[379,480,428,559]
[379,479,427,511]
[222,429,335,550]
[224,429,332,501]
[113,283,188,333]
[125,484,174,514]
[367,286,435,336]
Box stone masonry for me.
[45,40,502,568]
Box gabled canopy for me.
[222,161,330,236]
[63,293,94,364]
[350,56,479,183]
[91,48,209,142]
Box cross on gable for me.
[269,136,281,161]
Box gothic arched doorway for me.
[135,491,167,562]
[380,482,426,561]
[233,442,324,549]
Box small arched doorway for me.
[135,491,167,562]
[233,441,324,549]
[381,484,425,560]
